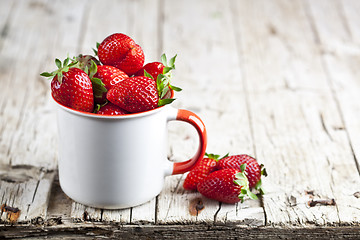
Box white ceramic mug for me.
[53,96,207,209]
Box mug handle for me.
[166,107,207,175]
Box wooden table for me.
[1,0,360,238]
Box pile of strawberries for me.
[183,153,267,203]
[41,32,267,204]
[41,33,180,115]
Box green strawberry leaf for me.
[240,163,247,173]
[161,86,170,98]
[260,164,268,177]
[63,57,69,67]
[158,98,176,106]
[40,72,53,77]
[91,77,107,99]
[156,53,181,107]
[161,54,167,66]
[169,54,177,68]
[169,84,182,92]
[88,60,98,79]
[93,42,100,56]
[205,153,221,160]
[255,179,266,195]
[246,190,258,200]
[204,153,229,161]
[55,58,62,69]
[93,104,101,113]
[163,66,173,74]
[40,57,79,84]
[234,169,258,202]
[144,69,154,79]
[93,100,108,113]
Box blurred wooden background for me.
[0,0,360,238]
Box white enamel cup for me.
[53,97,207,209]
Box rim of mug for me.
[52,90,175,119]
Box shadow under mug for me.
[53,97,207,209]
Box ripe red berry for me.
[135,62,164,80]
[198,168,257,204]
[41,58,94,112]
[98,33,145,76]
[183,155,219,191]
[96,102,128,115]
[217,154,267,193]
[107,76,159,113]
[93,65,128,103]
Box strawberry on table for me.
[217,154,267,194]
[97,33,145,76]
[197,168,257,204]
[40,58,94,112]
[93,65,128,103]
[96,102,128,115]
[183,153,226,191]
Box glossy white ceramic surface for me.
[54,100,205,209]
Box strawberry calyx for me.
[72,58,107,100]
[205,152,229,161]
[40,57,78,83]
[93,42,100,56]
[254,164,267,195]
[234,164,258,202]
[93,100,109,113]
[156,54,182,106]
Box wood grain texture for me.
[0,0,359,237]
[232,0,360,226]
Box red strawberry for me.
[96,102,128,115]
[93,65,128,103]
[198,168,257,204]
[97,33,145,76]
[41,58,94,112]
[107,76,159,113]
[135,62,164,80]
[217,155,267,193]
[183,154,220,191]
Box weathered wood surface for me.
[0,0,360,238]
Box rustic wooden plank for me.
[232,0,360,226]
[79,0,161,61]
[306,0,360,223]
[0,0,14,50]
[0,0,87,169]
[0,0,87,223]
[0,165,55,223]
[1,222,360,239]
[157,0,264,225]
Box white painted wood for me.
[0,0,359,230]
[157,0,263,225]
[0,0,87,169]
[0,0,87,222]
[233,0,360,226]
[0,165,55,223]
[307,0,360,223]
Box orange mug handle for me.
[171,109,207,175]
